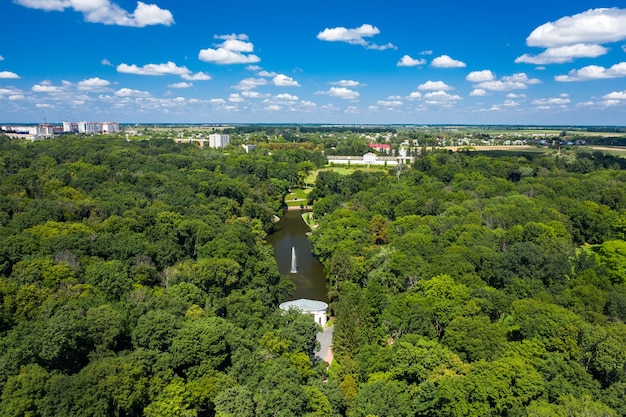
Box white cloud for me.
[273,74,300,87]
[470,89,488,96]
[555,62,626,81]
[228,93,244,103]
[515,43,608,64]
[117,61,191,76]
[0,88,23,96]
[330,80,363,87]
[431,55,466,68]
[198,48,260,65]
[0,71,20,79]
[0,55,4,60]
[15,0,173,27]
[101,58,113,66]
[376,100,403,107]
[532,96,571,106]
[603,90,626,100]
[208,98,226,104]
[275,93,299,101]
[507,93,526,99]
[517,8,626,65]
[199,34,260,65]
[406,91,422,100]
[246,65,262,71]
[241,90,271,99]
[317,24,396,50]
[258,70,277,77]
[418,80,453,90]
[397,55,426,67]
[9,95,25,101]
[232,77,268,90]
[32,83,64,93]
[474,73,540,91]
[115,88,150,97]
[424,91,462,102]
[182,72,211,81]
[266,104,282,111]
[466,70,495,82]
[77,77,110,91]
[316,87,360,100]
[526,8,626,48]
[168,82,192,88]
[420,50,433,55]
[623,45,626,52]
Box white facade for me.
[280,299,328,326]
[77,121,102,134]
[63,121,78,133]
[102,122,120,134]
[209,133,229,149]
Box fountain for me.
[290,246,297,273]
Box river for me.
[266,210,328,302]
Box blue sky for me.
[2,0,626,125]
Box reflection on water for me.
[266,210,328,302]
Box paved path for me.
[315,324,334,365]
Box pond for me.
[266,210,328,302]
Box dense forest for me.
[1,132,626,416]
[309,149,626,416]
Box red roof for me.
[368,143,391,149]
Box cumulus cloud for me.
[117,61,191,76]
[397,55,426,67]
[466,70,495,82]
[418,80,453,90]
[517,8,626,64]
[532,95,571,106]
[515,43,608,64]
[266,104,282,111]
[168,82,192,88]
[199,34,260,65]
[182,72,211,81]
[317,24,396,50]
[406,91,422,100]
[424,91,462,104]
[228,93,244,103]
[602,90,626,100]
[315,87,360,100]
[241,90,271,99]
[232,78,268,91]
[77,77,110,91]
[473,73,541,91]
[15,0,173,27]
[115,88,150,97]
[0,71,20,79]
[526,8,626,48]
[376,100,403,107]
[32,83,65,93]
[555,62,626,81]
[101,58,113,66]
[273,74,300,87]
[275,93,299,101]
[470,89,488,96]
[330,80,363,87]
[431,55,466,68]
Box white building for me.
[36,124,54,138]
[63,121,78,133]
[209,133,229,149]
[280,299,328,326]
[77,121,102,134]
[102,122,120,134]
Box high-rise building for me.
[209,133,229,148]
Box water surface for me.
[266,210,328,302]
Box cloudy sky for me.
[2,0,626,125]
